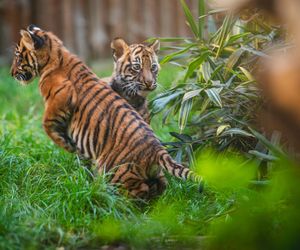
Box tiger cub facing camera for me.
[108,38,160,124]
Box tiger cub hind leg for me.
[110,163,150,199]
[146,170,168,199]
[145,166,167,199]
[109,163,167,200]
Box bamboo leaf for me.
[248,128,287,157]
[221,128,254,137]
[239,66,254,81]
[226,32,251,46]
[205,88,223,107]
[216,124,230,136]
[160,45,194,64]
[175,148,183,163]
[210,64,224,81]
[186,144,196,167]
[184,51,210,81]
[248,150,278,161]
[180,0,199,38]
[226,48,245,73]
[182,89,202,102]
[213,15,236,58]
[207,57,225,83]
[202,62,212,82]
[151,91,183,114]
[198,0,206,39]
[170,132,192,142]
[179,98,193,131]
[241,46,270,58]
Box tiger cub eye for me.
[132,64,141,71]
[151,64,158,72]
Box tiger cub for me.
[108,38,160,124]
[11,25,203,199]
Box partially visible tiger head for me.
[111,38,160,98]
[11,24,63,85]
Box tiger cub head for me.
[11,24,62,85]
[110,38,160,98]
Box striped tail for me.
[157,150,203,185]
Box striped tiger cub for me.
[108,38,160,124]
[11,25,203,199]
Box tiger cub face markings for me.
[110,38,160,99]
[11,24,60,85]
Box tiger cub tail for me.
[157,150,204,189]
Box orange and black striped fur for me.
[11,25,202,199]
[108,38,160,124]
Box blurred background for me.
[0,0,200,64]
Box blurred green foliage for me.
[194,150,256,190]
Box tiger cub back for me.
[109,38,160,124]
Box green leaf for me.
[184,51,210,82]
[226,32,251,46]
[180,0,199,38]
[248,150,278,161]
[210,64,224,81]
[226,48,245,73]
[179,98,193,132]
[186,143,196,167]
[248,128,286,157]
[207,57,225,83]
[221,128,254,137]
[239,66,254,81]
[202,62,213,82]
[182,89,202,102]
[212,15,236,58]
[150,37,187,43]
[198,0,206,39]
[151,91,183,114]
[160,45,195,64]
[170,132,192,142]
[205,88,222,107]
[241,46,269,58]
[175,148,183,163]
[216,124,230,136]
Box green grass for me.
[0,66,228,249]
[1,66,298,249]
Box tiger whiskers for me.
[156,82,168,92]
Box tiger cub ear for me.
[27,24,42,32]
[111,38,129,61]
[149,39,160,53]
[20,29,44,50]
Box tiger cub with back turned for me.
[108,38,160,124]
[11,25,203,199]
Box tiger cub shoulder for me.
[108,38,160,124]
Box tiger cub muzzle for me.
[11,25,45,85]
[11,70,33,84]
